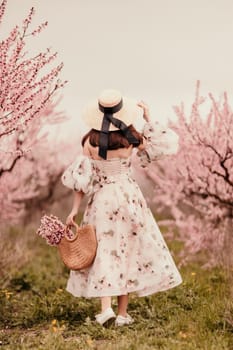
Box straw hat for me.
[82,89,141,131]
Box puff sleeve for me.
[137,121,179,167]
[61,155,93,194]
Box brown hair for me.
[82,124,143,150]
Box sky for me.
[2,0,233,138]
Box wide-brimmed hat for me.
[82,89,141,131]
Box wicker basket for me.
[58,223,97,270]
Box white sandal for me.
[95,307,116,326]
[115,313,134,326]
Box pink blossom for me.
[146,81,233,267]
[0,1,67,139]
[37,214,66,246]
[37,214,73,246]
[0,1,71,225]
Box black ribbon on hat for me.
[98,99,140,159]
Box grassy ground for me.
[0,226,232,350]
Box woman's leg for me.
[101,296,112,312]
[117,294,129,316]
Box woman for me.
[61,89,182,327]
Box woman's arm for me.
[66,190,85,226]
[137,100,150,151]
[136,100,178,166]
[65,141,92,227]
[137,100,150,122]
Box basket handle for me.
[64,222,80,242]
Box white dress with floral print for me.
[61,121,182,298]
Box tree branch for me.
[0,154,22,177]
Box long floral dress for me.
[61,121,182,298]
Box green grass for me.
[0,227,232,350]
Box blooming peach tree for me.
[0,108,75,224]
[147,81,233,267]
[0,0,68,224]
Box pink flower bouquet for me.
[37,214,73,246]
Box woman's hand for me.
[137,100,150,122]
[66,211,77,227]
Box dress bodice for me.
[91,157,132,190]
[91,157,131,177]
